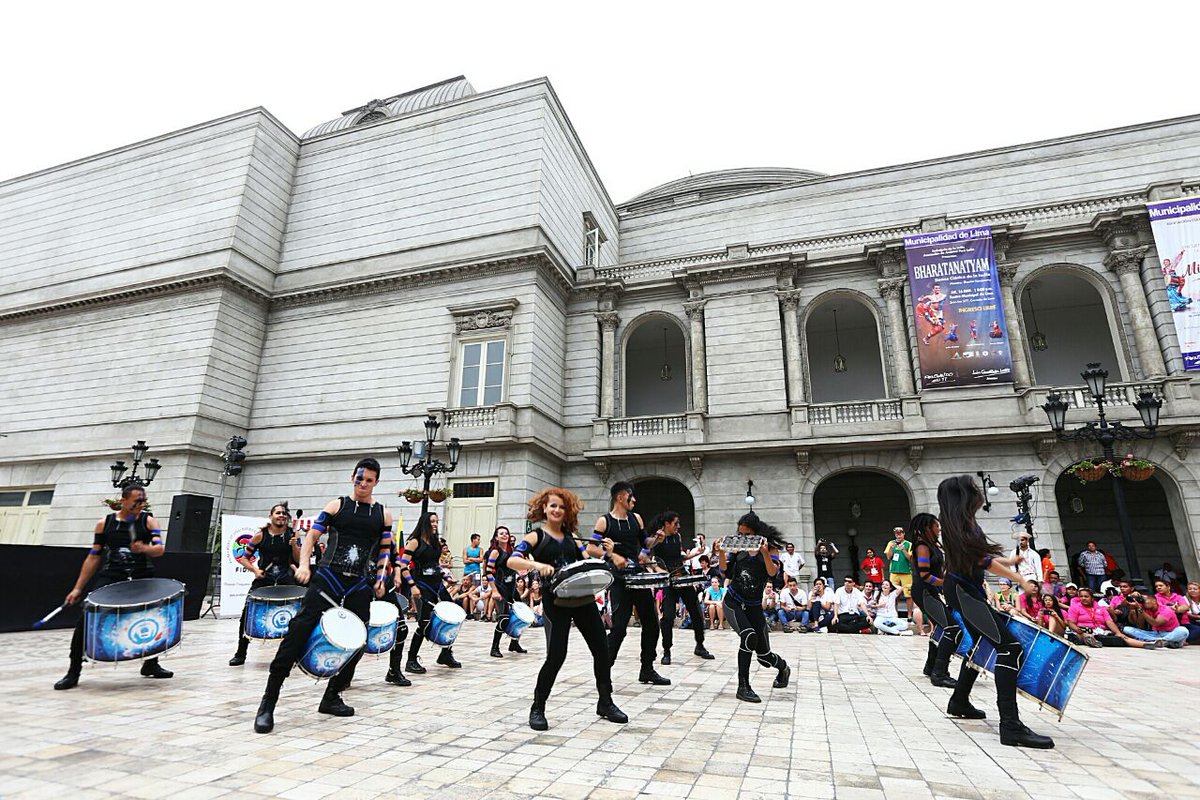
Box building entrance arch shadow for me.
[632,477,697,551]
[812,471,912,584]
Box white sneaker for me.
[900,630,914,636]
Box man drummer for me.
[598,482,670,686]
[649,510,714,665]
[253,458,392,734]
[55,482,173,690]
[229,502,299,666]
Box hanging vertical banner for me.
[905,225,1013,388]
[1146,196,1200,370]
[220,514,264,619]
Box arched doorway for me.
[804,296,887,402]
[1054,471,1188,587]
[633,477,696,548]
[623,317,687,416]
[1021,272,1123,385]
[812,471,911,583]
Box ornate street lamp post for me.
[1041,362,1162,581]
[398,415,462,518]
[110,440,162,489]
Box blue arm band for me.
[591,531,605,541]
[312,511,332,533]
[514,540,531,556]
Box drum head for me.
[321,608,366,649]
[249,585,306,601]
[433,601,467,624]
[369,601,399,626]
[511,602,536,623]
[86,578,184,607]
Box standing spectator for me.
[780,543,806,584]
[1183,582,1200,643]
[873,581,911,635]
[806,578,835,632]
[1039,548,1056,582]
[1011,535,1041,584]
[883,526,914,601]
[1153,562,1179,592]
[686,534,707,574]
[860,547,886,588]
[1076,542,1108,593]
[462,533,483,584]
[813,540,839,582]
[831,576,870,633]
[1122,594,1188,648]
[703,577,726,630]
[1065,587,1160,649]
[777,577,808,631]
[1153,579,1188,622]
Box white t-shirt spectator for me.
[834,586,866,615]
[779,587,805,609]
[875,591,900,620]
[1013,546,1041,582]
[780,551,806,578]
[809,587,834,609]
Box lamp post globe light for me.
[1040,362,1162,581]
[398,415,462,517]
[110,440,162,489]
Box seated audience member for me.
[831,576,869,633]
[762,583,780,624]
[1014,580,1043,622]
[1062,582,1081,610]
[700,555,723,584]
[993,578,1017,613]
[1036,593,1066,636]
[703,577,726,630]
[777,577,808,631]
[1099,569,1125,597]
[1065,587,1160,649]
[1043,571,1065,600]
[1183,581,1200,644]
[1153,579,1188,623]
[872,580,911,636]
[451,574,481,618]
[528,583,544,627]
[806,578,834,632]
[861,581,878,621]
[1122,594,1188,648]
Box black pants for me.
[535,599,613,704]
[407,580,453,662]
[723,595,783,684]
[914,587,974,685]
[606,579,660,670]
[385,590,411,674]
[264,571,371,700]
[234,574,297,657]
[67,571,163,673]
[660,585,705,651]
[946,576,1023,724]
[491,594,523,650]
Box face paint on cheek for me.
[355,468,366,485]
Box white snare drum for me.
[550,559,613,607]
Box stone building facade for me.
[2,76,1198,583]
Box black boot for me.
[773,661,791,689]
[508,640,527,654]
[946,698,987,719]
[930,670,958,689]
[229,638,249,666]
[490,644,503,658]
[318,687,354,717]
[529,700,548,731]
[596,698,629,724]
[437,648,462,668]
[140,659,173,679]
[638,668,671,686]
[661,648,671,665]
[384,667,412,686]
[694,644,715,660]
[54,669,80,691]
[999,719,1055,749]
[405,658,426,674]
[736,681,761,703]
[254,693,277,734]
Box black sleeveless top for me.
[913,537,944,602]
[256,529,295,575]
[726,551,771,606]
[490,547,517,600]
[409,537,442,587]
[531,529,584,609]
[605,512,643,564]
[653,533,685,572]
[319,497,384,577]
[98,512,154,578]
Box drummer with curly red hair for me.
[506,487,626,731]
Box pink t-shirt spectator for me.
[1066,603,1111,631]
[1019,593,1043,617]
[1146,604,1181,633]
[1155,592,1186,620]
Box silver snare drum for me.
[550,559,613,607]
[669,574,708,590]
[622,570,669,591]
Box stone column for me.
[596,311,620,417]
[997,263,1034,388]
[1105,246,1167,378]
[877,278,916,396]
[776,289,805,404]
[682,300,708,412]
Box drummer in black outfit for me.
[649,511,714,665]
[253,458,392,734]
[716,512,791,703]
[229,502,299,666]
[938,475,1053,749]
[55,483,172,689]
[910,512,963,690]
[484,526,528,658]
[598,482,670,686]
[508,487,626,730]
[399,512,462,673]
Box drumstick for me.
[318,590,341,609]
[33,603,69,629]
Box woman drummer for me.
[506,487,626,731]
[229,502,299,666]
[910,512,966,690]
[398,512,461,673]
[938,475,1053,749]
[715,512,791,703]
[484,525,528,658]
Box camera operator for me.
[1121,592,1188,648]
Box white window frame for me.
[454,335,508,408]
[583,211,607,267]
[0,486,54,545]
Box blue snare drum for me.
[427,601,467,646]
[967,613,1088,718]
[366,600,400,654]
[244,585,306,640]
[930,609,975,658]
[505,601,535,639]
[84,578,185,663]
[298,606,367,678]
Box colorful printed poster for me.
[1146,196,1200,370]
[904,226,1013,388]
[219,514,263,619]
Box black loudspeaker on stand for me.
[168,494,214,552]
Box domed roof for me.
[302,76,476,139]
[620,167,825,213]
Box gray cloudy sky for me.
[3,3,1196,204]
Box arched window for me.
[804,296,887,402]
[622,317,687,416]
[1021,272,1123,385]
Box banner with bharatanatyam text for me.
[1146,196,1200,371]
[905,225,1013,388]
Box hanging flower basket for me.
[401,489,425,504]
[1112,454,1155,482]
[428,488,453,503]
[1065,459,1111,484]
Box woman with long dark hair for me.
[938,475,1053,749]
[484,525,528,658]
[716,511,791,703]
[397,511,461,673]
[910,512,962,689]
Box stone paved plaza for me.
[2,617,1197,800]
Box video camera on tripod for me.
[1009,474,1040,493]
